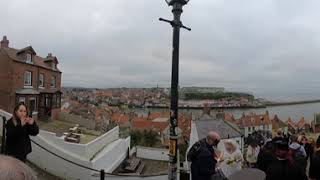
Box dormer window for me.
[52,62,56,70]
[26,53,32,63]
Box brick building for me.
[0,36,62,121]
[238,111,272,138]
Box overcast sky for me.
[1,0,320,100]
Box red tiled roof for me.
[286,117,307,129]
[296,117,305,129]
[224,112,238,124]
[132,119,152,130]
[152,121,169,132]
[239,112,271,127]
[95,109,103,121]
[271,114,286,130]
[111,113,129,124]
[148,112,170,120]
[132,116,168,132]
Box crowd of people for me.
[188,130,320,180]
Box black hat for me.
[275,140,289,151]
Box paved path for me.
[27,161,62,180]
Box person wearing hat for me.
[309,136,320,180]
[265,139,308,180]
[257,140,276,173]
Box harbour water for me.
[139,102,320,123]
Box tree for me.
[143,129,158,147]
[130,130,143,147]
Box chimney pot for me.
[1,36,9,48]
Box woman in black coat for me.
[309,136,320,180]
[5,102,39,162]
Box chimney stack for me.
[1,36,9,48]
[47,53,52,58]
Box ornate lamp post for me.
[160,0,190,179]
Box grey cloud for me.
[1,0,320,100]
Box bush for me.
[130,129,159,147]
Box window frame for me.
[18,97,26,104]
[51,63,56,70]
[24,71,32,87]
[26,53,32,63]
[39,73,44,87]
[50,75,56,88]
[29,97,37,114]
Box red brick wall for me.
[0,48,62,118]
[39,68,62,91]
[51,108,61,120]
[12,61,38,90]
[0,49,14,112]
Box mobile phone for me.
[28,113,33,118]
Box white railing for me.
[0,109,12,136]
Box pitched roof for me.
[296,117,306,129]
[17,46,36,55]
[132,118,152,130]
[271,115,287,130]
[148,111,169,120]
[111,113,129,124]
[239,112,271,127]
[2,47,61,72]
[285,117,307,129]
[196,115,242,139]
[132,116,168,132]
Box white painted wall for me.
[189,121,199,148]
[0,109,12,134]
[244,127,249,137]
[28,128,130,180]
[92,137,130,172]
[85,127,120,159]
[244,124,273,138]
[136,146,169,161]
[29,132,93,180]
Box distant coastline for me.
[144,99,320,110]
[266,99,320,107]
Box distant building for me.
[271,114,288,134]
[238,111,272,138]
[179,86,225,99]
[286,117,308,134]
[0,36,62,121]
[312,113,320,133]
[189,112,244,153]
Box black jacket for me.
[5,118,39,161]
[266,158,308,180]
[309,150,320,180]
[188,138,216,180]
[257,145,276,172]
[304,143,313,160]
